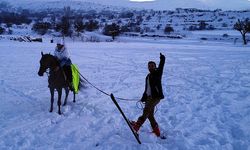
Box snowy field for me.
[0,39,250,150]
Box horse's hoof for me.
[49,110,53,113]
[63,103,66,106]
[73,100,76,103]
[58,112,62,115]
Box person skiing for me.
[131,53,165,137]
[54,40,73,90]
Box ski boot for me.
[130,121,141,133]
[152,126,161,137]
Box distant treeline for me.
[0,1,249,43]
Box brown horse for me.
[38,52,83,115]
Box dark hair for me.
[148,61,156,67]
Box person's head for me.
[148,61,156,73]
[56,40,64,50]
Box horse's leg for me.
[73,91,76,103]
[57,88,62,115]
[63,87,69,106]
[49,88,54,112]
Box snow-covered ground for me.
[0,39,250,150]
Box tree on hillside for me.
[0,12,31,25]
[103,23,120,40]
[234,19,250,45]
[119,11,134,18]
[120,24,131,32]
[74,18,85,37]
[156,24,161,30]
[32,22,51,35]
[164,25,174,34]
[0,26,5,34]
[56,16,72,37]
[85,20,99,32]
[199,20,207,30]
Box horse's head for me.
[38,52,54,76]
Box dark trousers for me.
[137,97,161,128]
[63,65,72,83]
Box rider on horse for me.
[54,39,73,90]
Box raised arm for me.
[158,53,165,76]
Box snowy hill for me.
[5,0,129,12]
[1,0,250,32]
[1,0,250,35]
[4,0,250,10]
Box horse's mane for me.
[43,53,54,58]
[42,53,59,66]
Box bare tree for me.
[234,19,250,45]
[57,16,72,38]
[103,23,120,40]
[74,18,85,37]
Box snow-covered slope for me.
[2,0,249,39]
[0,39,249,149]
[5,0,127,12]
[4,0,250,10]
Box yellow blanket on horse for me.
[71,64,80,94]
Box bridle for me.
[39,54,54,77]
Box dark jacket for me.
[59,58,72,67]
[141,55,165,101]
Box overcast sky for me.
[5,0,250,10]
[78,0,250,10]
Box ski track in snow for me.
[0,40,250,150]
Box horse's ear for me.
[41,52,44,56]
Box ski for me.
[110,93,141,144]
